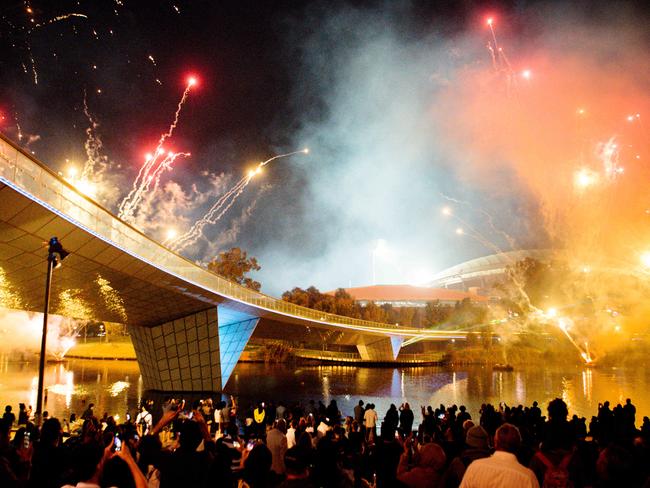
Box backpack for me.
[535,451,573,488]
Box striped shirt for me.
[459,451,540,488]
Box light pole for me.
[35,237,69,426]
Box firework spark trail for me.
[145,151,191,201]
[170,176,250,251]
[487,43,498,71]
[14,115,23,142]
[81,92,108,180]
[118,80,195,219]
[442,199,534,311]
[440,193,518,249]
[120,151,191,222]
[171,149,308,251]
[25,42,38,84]
[598,137,622,179]
[32,13,88,29]
[487,18,499,53]
[20,11,88,85]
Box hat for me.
[466,425,489,449]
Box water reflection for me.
[1,358,650,425]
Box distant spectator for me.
[3,406,15,427]
[364,404,378,443]
[136,403,153,436]
[17,404,28,425]
[400,403,415,436]
[354,400,365,426]
[81,403,95,420]
[267,419,288,475]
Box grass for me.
[66,337,136,360]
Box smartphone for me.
[233,441,240,448]
[188,412,194,420]
[23,431,30,449]
[438,413,445,419]
[114,436,122,452]
[247,440,255,451]
[394,431,400,439]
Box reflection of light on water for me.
[48,371,76,407]
[401,370,405,400]
[515,373,525,403]
[30,376,37,409]
[321,375,330,405]
[48,367,86,407]
[390,369,400,399]
[582,369,593,402]
[451,372,458,403]
[561,378,573,411]
[109,381,130,397]
[495,372,504,399]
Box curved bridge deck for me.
[0,133,466,391]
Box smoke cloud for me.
[249,2,649,299]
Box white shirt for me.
[317,421,330,437]
[136,411,152,428]
[460,451,540,488]
[364,409,378,428]
[286,427,296,448]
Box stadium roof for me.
[428,249,552,287]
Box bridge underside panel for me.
[129,308,222,392]
[357,336,402,361]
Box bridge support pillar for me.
[129,308,259,392]
[356,336,403,362]
[129,308,222,392]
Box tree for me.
[207,247,261,291]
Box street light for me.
[36,237,69,426]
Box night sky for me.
[1,1,649,296]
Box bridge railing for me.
[1,134,458,335]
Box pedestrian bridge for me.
[0,133,467,391]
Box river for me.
[1,356,648,425]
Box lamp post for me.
[35,237,68,426]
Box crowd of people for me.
[2,394,650,487]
